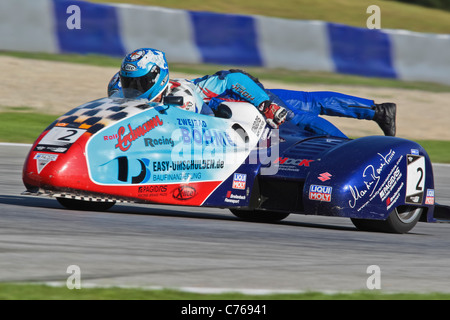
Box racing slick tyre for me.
[351,205,424,234]
[57,198,115,211]
[230,209,290,223]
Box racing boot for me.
[373,103,397,136]
[259,101,287,129]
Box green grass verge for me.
[0,111,57,144]
[1,111,449,163]
[2,51,450,93]
[414,140,450,164]
[1,283,450,300]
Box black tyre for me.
[57,197,115,211]
[230,209,290,223]
[351,205,424,234]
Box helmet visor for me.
[120,66,160,99]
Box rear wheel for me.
[57,197,115,211]
[351,205,424,234]
[230,209,290,223]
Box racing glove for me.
[259,101,287,128]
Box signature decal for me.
[348,150,402,211]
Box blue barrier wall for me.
[53,0,126,56]
[327,23,397,79]
[0,0,449,85]
[189,11,263,66]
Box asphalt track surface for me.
[1,143,450,294]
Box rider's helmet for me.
[119,48,169,101]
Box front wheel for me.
[351,205,424,234]
[230,209,290,223]
[57,197,115,211]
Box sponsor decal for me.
[152,160,224,172]
[224,191,246,204]
[122,63,137,72]
[232,173,247,190]
[309,185,332,202]
[172,185,197,200]
[379,167,402,202]
[348,149,397,210]
[35,146,67,153]
[127,50,144,61]
[137,185,168,198]
[386,181,403,210]
[318,172,332,182]
[104,134,118,141]
[152,172,202,182]
[138,185,168,193]
[114,115,163,152]
[144,136,174,148]
[231,83,255,102]
[407,196,420,203]
[177,118,207,127]
[411,149,419,155]
[181,101,194,111]
[251,116,264,136]
[115,157,151,184]
[178,127,236,147]
[425,189,435,205]
[34,153,58,173]
[275,157,314,166]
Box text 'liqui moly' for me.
[309,184,332,202]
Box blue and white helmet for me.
[119,48,169,101]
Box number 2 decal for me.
[58,129,79,142]
[34,127,87,153]
[38,127,86,146]
[415,167,423,191]
[405,155,425,204]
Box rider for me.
[108,48,396,136]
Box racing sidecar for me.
[22,96,448,233]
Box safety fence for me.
[1,0,449,85]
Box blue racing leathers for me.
[192,70,270,111]
[269,89,375,120]
[267,89,376,137]
[109,69,378,136]
[192,71,377,136]
[193,70,376,120]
